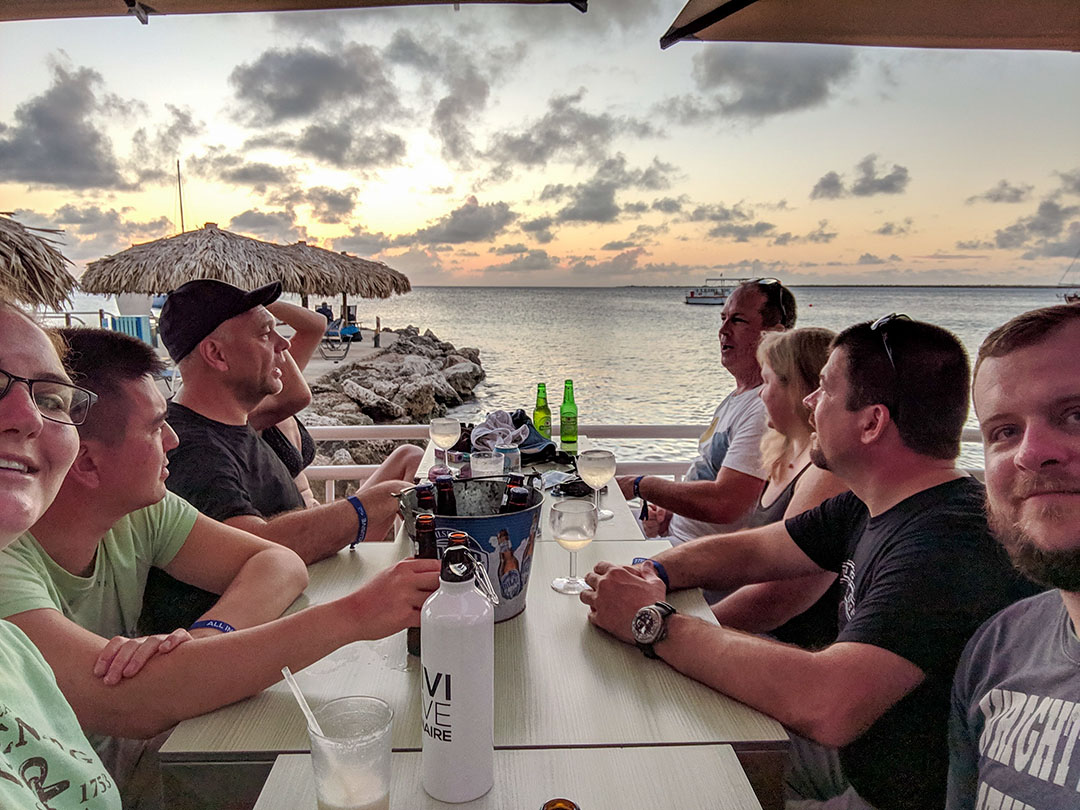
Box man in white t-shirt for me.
[617,279,797,546]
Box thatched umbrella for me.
[80,223,410,313]
[0,213,79,309]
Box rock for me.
[394,378,438,421]
[311,391,352,411]
[423,328,438,339]
[443,361,485,397]
[422,373,462,405]
[457,346,482,366]
[342,380,406,420]
[331,401,361,415]
[331,448,354,466]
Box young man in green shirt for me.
[0,328,440,808]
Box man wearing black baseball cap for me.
[145,279,416,631]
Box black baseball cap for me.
[159,279,282,362]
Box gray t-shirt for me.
[948,590,1080,810]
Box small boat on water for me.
[684,276,749,305]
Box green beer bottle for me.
[560,379,578,447]
[533,383,552,439]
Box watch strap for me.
[636,601,677,659]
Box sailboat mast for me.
[177,159,185,234]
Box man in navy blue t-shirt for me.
[583,316,1038,810]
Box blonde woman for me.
[712,327,849,648]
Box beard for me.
[809,435,830,471]
[989,496,1080,591]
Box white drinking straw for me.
[281,666,323,736]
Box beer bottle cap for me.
[435,474,454,487]
[541,800,580,810]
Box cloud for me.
[771,220,837,246]
[857,253,888,265]
[810,171,845,200]
[543,155,676,224]
[1058,168,1080,196]
[129,105,203,186]
[684,202,754,223]
[651,197,685,214]
[602,240,636,250]
[0,61,138,190]
[303,186,358,224]
[810,155,910,199]
[955,239,994,251]
[851,155,909,196]
[230,44,401,125]
[995,199,1079,249]
[187,146,297,193]
[258,122,407,172]
[520,216,555,244]
[966,179,1033,205]
[485,89,658,178]
[228,209,308,243]
[13,205,171,262]
[491,243,528,255]
[708,221,776,241]
[331,225,393,256]
[874,218,913,236]
[385,30,523,168]
[661,44,856,124]
[395,196,517,245]
[491,249,557,272]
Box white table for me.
[160,537,788,810]
[419,435,646,542]
[253,746,763,810]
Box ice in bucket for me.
[400,477,542,622]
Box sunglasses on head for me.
[870,313,912,371]
[749,278,787,326]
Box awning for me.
[1,0,586,24]
[661,0,1080,51]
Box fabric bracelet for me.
[633,475,649,522]
[189,619,235,634]
[632,557,671,592]
[347,494,368,549]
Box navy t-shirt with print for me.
[785,476,1040,810]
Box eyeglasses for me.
[870,313,912,371]
[750,278,788,326]
[0,368,98,426]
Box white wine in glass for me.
[429,417,461,475]
[550,500,598,595]
[576,449,616,521]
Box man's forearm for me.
[655,615,845,745]
[194,547,309,633]
[81,595,376,738]
[637,477,750,524]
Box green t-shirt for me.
[0,491,198,637]
[0,620,121,809]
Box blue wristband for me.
[189,619,235,634]
[633,475,645,500]
[347,494,368,549]
[632,557,671,592]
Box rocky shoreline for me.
[298,325,484,468]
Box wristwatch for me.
[631,601,677,659]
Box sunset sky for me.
[1,1,1078,286]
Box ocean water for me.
[64,285,1065,465]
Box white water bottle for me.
[420,545,495,802]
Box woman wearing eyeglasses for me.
[0,300,121,809]
[710,327,850,649]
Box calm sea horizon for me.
[64,284,1070,466]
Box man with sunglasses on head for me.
[585,316,1039,810]
[617,279,797,555]
[0,328,440,809]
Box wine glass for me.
[576,449,616,521]
[549,500,598,595]
[429,417,461,475]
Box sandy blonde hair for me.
[757,327,835,482]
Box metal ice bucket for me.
[399,476,543,622]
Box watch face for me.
[632,605,662,645]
